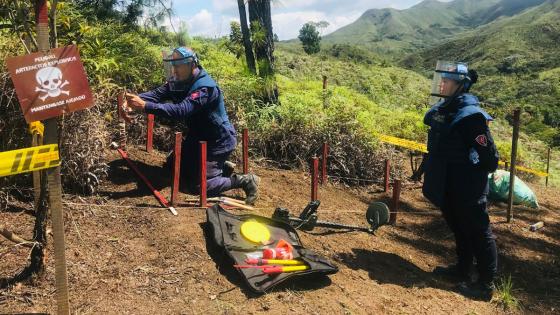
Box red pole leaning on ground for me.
[200,141,207,207]
[243,128,249,174]
[146,114,154,152]
[111,143,177,216]
[384,159,390,192]
[390,180,402,225]
[311,156,319,201]
[321,142,328,185]
[171,132,182,206]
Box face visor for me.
[162,48,197,91]
[430,61,469,104]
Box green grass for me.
[494,275,521,311]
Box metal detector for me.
[271,200,390,234]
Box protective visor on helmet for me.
[430,61,468,101]
[162,49,196,91]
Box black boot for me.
[223,161,236,178]
[231,174,260,205]
[457,281,495,301]
[432,264,472,282]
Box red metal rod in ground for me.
[171,132,182,206]
[390,180,402,225]
[242,128,249,174]
[112,144,177,215]
[200,141,207,207]
[321,142,328,185]
[384,159,390,192]
[311,156,319,201]
[146,114,154,153]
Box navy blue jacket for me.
[139,68,236,155]
[423,94,499,208]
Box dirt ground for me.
[1,145,559,314]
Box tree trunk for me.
[248,0,275,76]
[237,0,256,74]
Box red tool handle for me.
[116,147,170,208]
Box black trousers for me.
[441,194,498,283]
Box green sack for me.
[488,170,539,209]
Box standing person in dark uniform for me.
[423,61,499,300]
[124,47,260,205]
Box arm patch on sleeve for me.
[475,134,488,147]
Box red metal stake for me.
[146,114,154,152]
[384,159,390,192]
[390,180,402,225]
[200,141,207,207]
[321,142,328,185]
[171,132,182,206]
[112,144,177,216]
[311,157,319,201]
[242,128,249,174]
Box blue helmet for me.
[163,46,199,65]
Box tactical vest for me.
[422,94,492,207]
[183,69,232,141]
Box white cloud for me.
[169,0,457,40]
[187,9,215,36]
[211,0,238,13]
[272,10,362,40]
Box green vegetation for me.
[0,0,558,193]
[402,0,560,148]
[494,275,521,311]
[298,23,321,55]
[322,0,548,55]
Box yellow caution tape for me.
[0,144,60,177]
[29,121,45,137]
[377,134,428,153]
[376,133,548,177]
[498,161,548,177]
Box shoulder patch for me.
[475,134,488,147]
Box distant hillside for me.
[322,0,548,55]
[401,0,560,74]
[401,0,560,146]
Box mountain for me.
[322,0,549,55]
[401,0,560,74]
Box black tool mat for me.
[205,204,338,293]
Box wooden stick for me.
[311,156,319,201]
[546,147,551,187]
[390,180,402,225]
[171,132,182,206]
[0,225,34,247]
[242,128,249,174]
[384,159,390,192]
[146,114,154,152]
[507,109,521,222]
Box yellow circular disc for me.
[240,221,270,243]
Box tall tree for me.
[236,0,256,73]
[248,0,275,77]
[299,22,321,55]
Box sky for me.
[168,0,453,40]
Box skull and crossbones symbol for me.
[35,66,70,101]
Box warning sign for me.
[5,45,94,123]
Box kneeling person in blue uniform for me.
[125,47,260,205]
[423,61,499,300]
